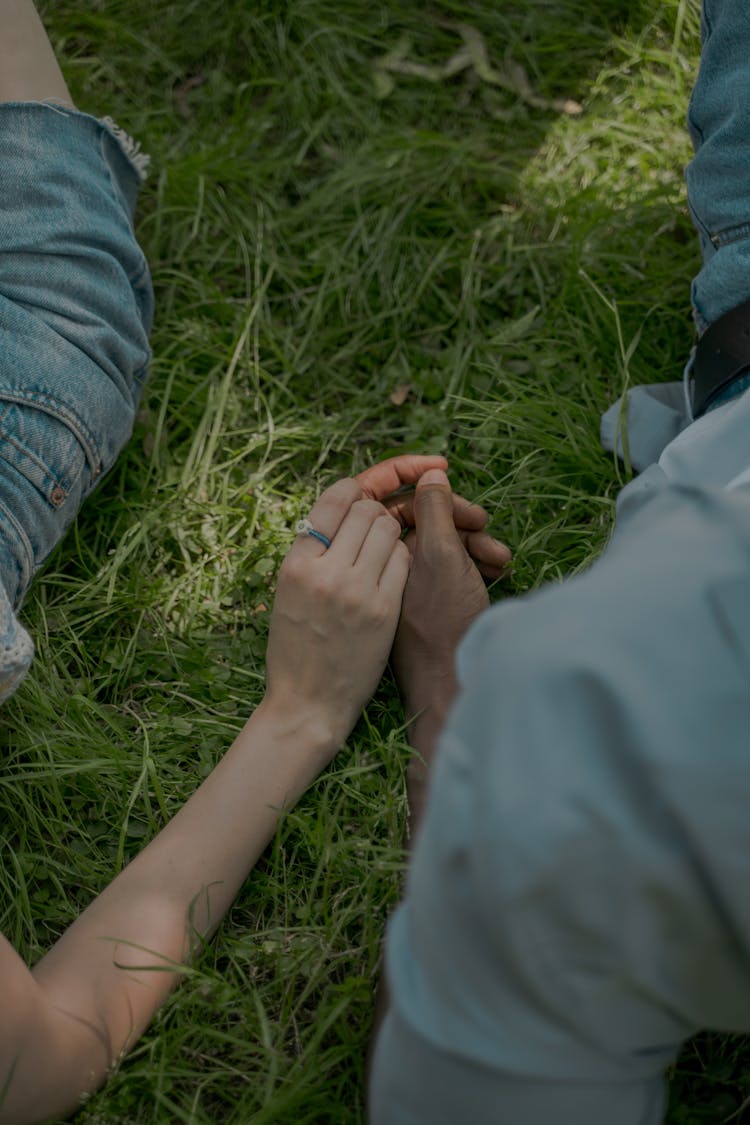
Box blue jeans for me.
[0,103,152,701]
[687,0,750,334]
[371,3,750,1124]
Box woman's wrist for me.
[249,695,343,780]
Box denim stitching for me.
[710,221,750,249]
[687,112,704,147]
[711,222,750,248]
[687,197,712,246]
[0,493,34,596]
[702,0,713,38]
[133,361,150,392]
[0,423,85,501]
[0,390,101,472]
[129,260,154,336]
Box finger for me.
[355,454,448,502]
[460,529,512,579]
[377,537,411,602]
[354,511,403,583]
[384,489,488,532]
[412,468,462,552]
[326,498,390,567]
[402,494,511,577]
[292,478,362,558]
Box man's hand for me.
[390,469,510,827]
[391,468,508,713]
[356,455,510,579]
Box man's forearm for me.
[403,664,457,841]
[405,698,453,840]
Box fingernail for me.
[419,469,448,487]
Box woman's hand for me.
[263,477,410,754]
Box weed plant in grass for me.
[2,0,746,1121]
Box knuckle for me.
[370,510,401,540]
[311,570,339,601]
[369,597,395,629]
[419,537,455,569]
[382,513,402,537]
[337,582,364,614]
[282,553,327,598]
[320,477,362,510]
[394,538,411,564]
[354,498,385,521]
[280,552,304,583]
[414,484,442,511]
[335,477,361,499]
[378,598,396,624]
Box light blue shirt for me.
[371,384,750,1123]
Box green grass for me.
[4,0,749,1121]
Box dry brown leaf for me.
[173,75,207,118]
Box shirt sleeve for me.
[371,481,750,1124]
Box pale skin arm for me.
[2,457,451,1124]
[0,456,505,1123]
[3,704,339,1124]
[0,0,73,106]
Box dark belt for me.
[693,296,750,416]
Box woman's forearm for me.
[0,466,419,1123]
[3,701,337,1124]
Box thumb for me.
[413,469,462,550]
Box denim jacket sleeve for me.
[0,103,153,699]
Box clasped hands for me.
[264,455,511,758]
